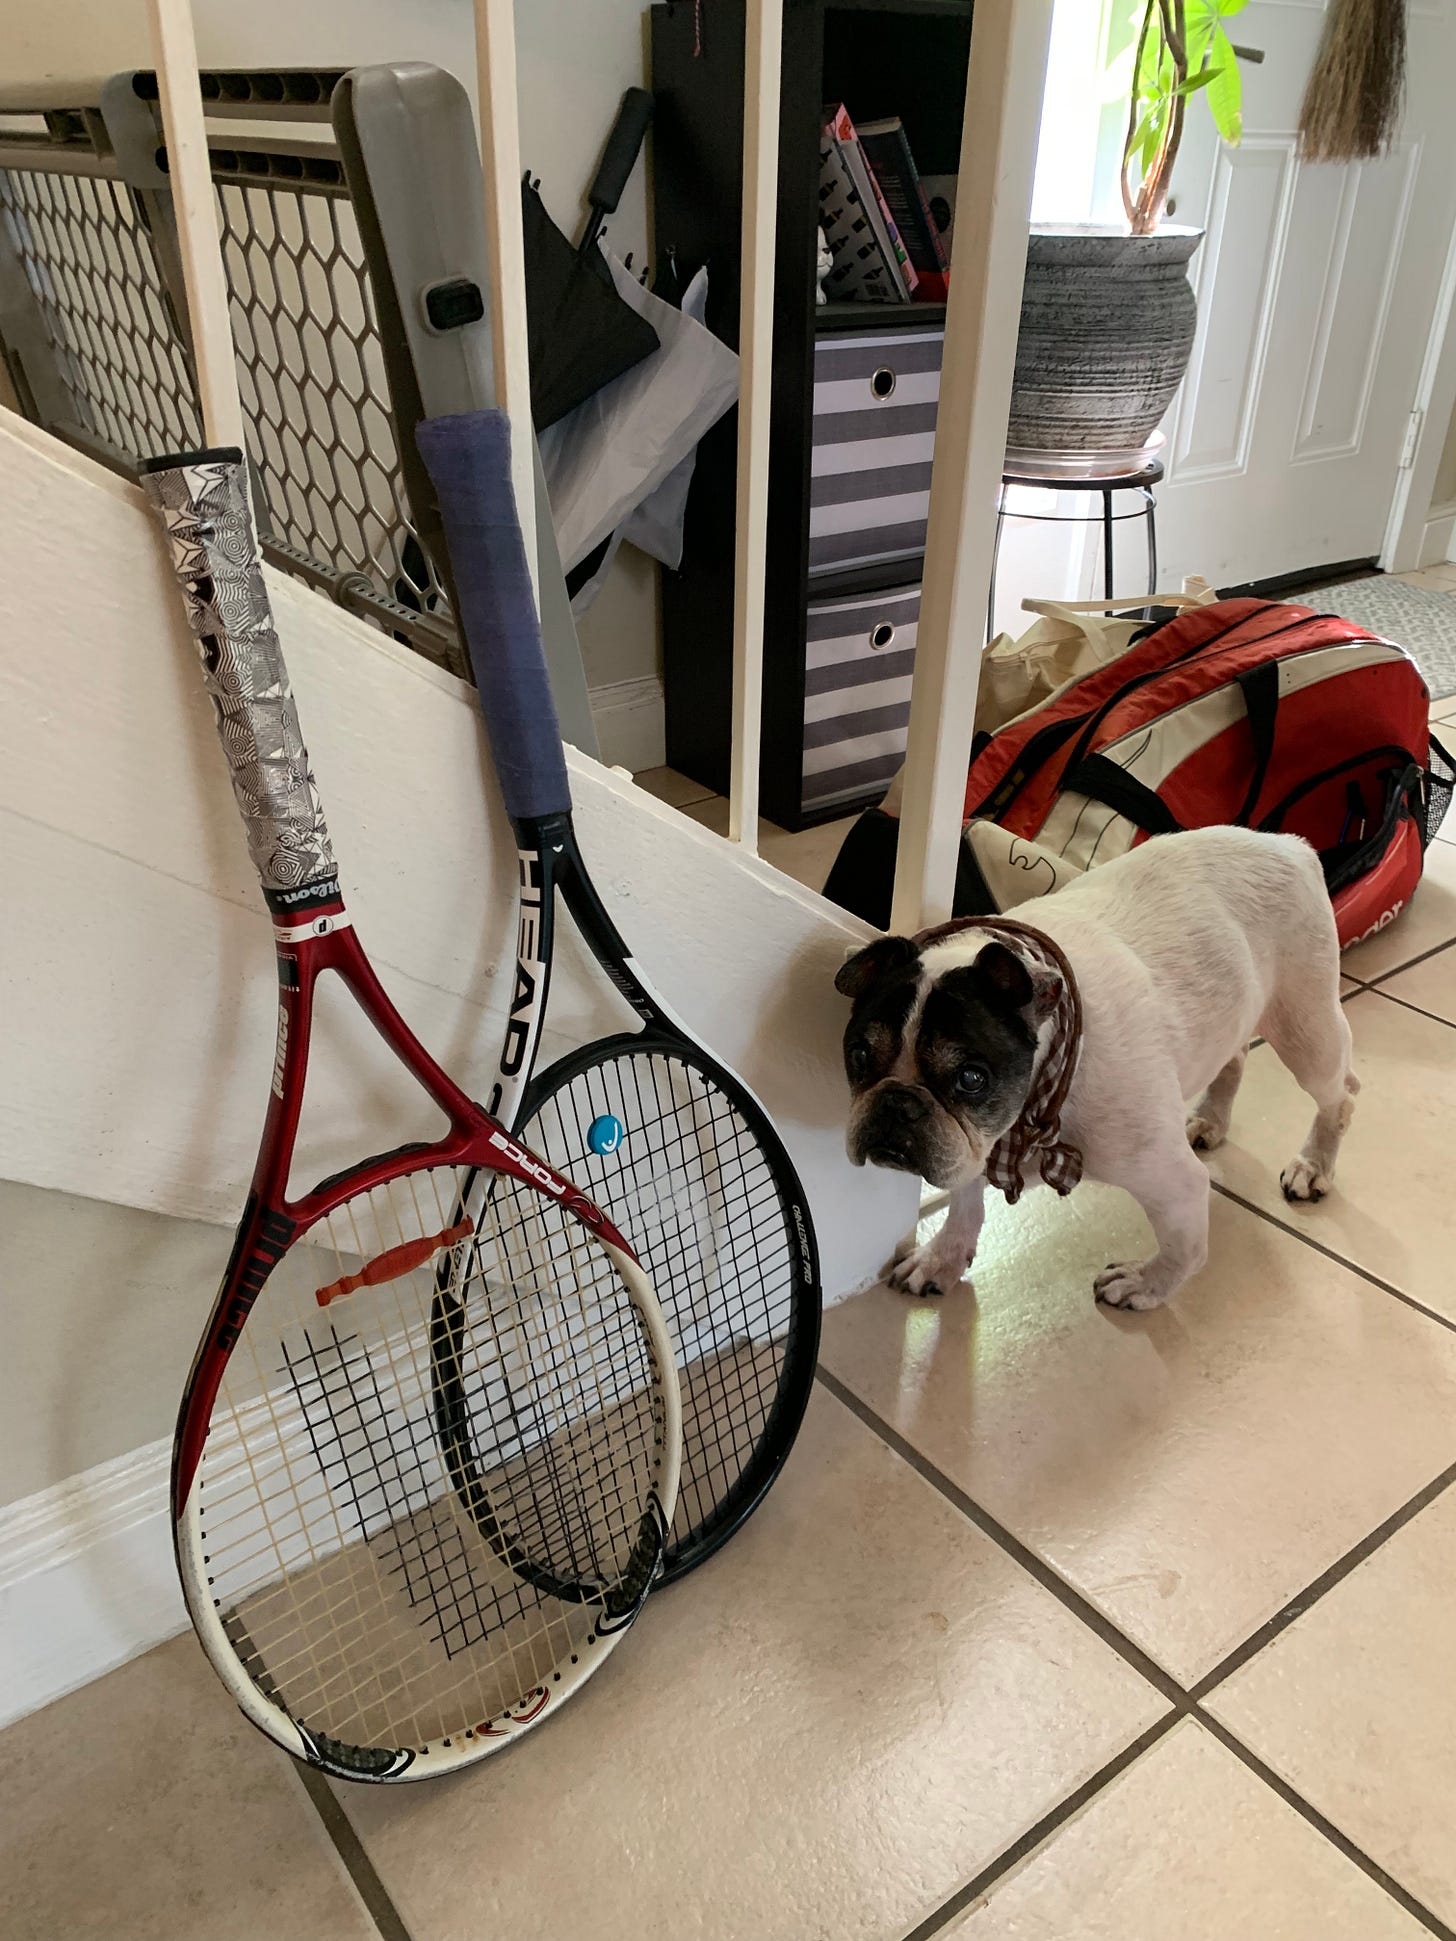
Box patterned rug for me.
[1302,574,1456,702]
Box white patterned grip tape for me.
[142,451,338,906]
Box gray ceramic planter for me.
[1006,224,1203,473]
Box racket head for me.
[514,1030,820,1583]
[174,1139,680,1783]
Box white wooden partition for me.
[473,0,539,588]
[889,0,1055,932]
[721,0,1053,923]
[146,0,244,448]
[728,0,783,852]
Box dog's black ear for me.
[972,941,1034,1013]
[835,935,920,1001]
[973,941,1061,1020]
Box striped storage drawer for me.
[802,581,920,815]
[809,328,942,577]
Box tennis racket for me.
[142,448,680,1783]
[416,409,820,1584]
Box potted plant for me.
[1007,1,1254,474]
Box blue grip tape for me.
[415,411,572,823]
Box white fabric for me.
[542,259,738,578]
[977,590,1215,737]
[963,822,1085,909]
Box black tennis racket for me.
[416,409,821,1583]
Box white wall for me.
[0,1181,227,1505]
[0,412,915,1508]
[1,0,662,699]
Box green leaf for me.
[1136,106,1166,174]
[1205,24,1244,141]
[1135,13,1165,90]
[1184,2,1217,64]
[1123,103,1159,184]
[1173,63,1223,97]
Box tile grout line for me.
[905,1705,1456,1941]
[1209,1180,1456,1336]
[817,1367,1456,1939]
[1358,934,1456,989]
[1192,1715,1456,1941]
[292,1763,415,1941]
[1360,985,1456,1032]
[1187,1454,1456,1698]
[896,1710,1185,1941]
[813,1364,1186,1704]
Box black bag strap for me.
[976,711,1088,819]
[1069,661,1281,837]
[1233,661,1281,825]
[1062,753,1185,835]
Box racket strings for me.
[521,1050,799,1555]
[614,1065,791,1532]
[194,1161,664,1753]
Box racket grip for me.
[141,449,340,909]
[415,410,572,824]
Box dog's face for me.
[835,935,1051,1189]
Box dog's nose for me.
[879,1085,929,1125]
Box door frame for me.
[1382,215,1456,571]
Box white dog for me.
[836,827,1358,1310]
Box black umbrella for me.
[524,88,659,431]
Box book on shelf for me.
[856,116,950,301]
[818,103,917,303]
[817,134,900,303]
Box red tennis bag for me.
[960,598,1453,950]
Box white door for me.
[1144,0,1456,587]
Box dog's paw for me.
[890,1231,973,1299]
[1185,1111,1226,1153]
[1094,1260,1170,1312]
[1280,1155,1332,1203]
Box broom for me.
[1298,0,1407,164]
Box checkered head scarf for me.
[913,916,1085,1205]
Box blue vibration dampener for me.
[588,1113,626,1157]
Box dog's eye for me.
[953,1061,990,1099]
[846,1042,870,1079]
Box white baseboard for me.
[0,1438,184,1728]
[590,675,665,773]
[1419,505,1456,567]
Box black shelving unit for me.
[651,0,973,828]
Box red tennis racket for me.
[142,447,679,1783]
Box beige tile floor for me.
[6,713,1456,1941]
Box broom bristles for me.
[1298,0,1407,165]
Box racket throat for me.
[488,828,563,1124]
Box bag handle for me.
[1020,593,1210,620]
[1061,753,1185,835]
[1233,662,1281,825]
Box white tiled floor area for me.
[6,708,1456,1941]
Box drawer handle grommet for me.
[869,365,896,401]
